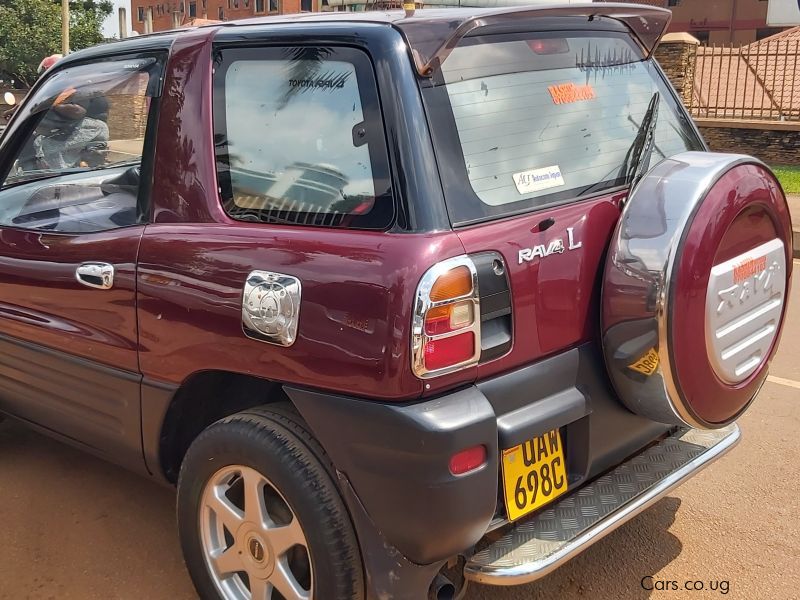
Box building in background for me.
[669,0,787,44]
[131,0,321,33]
[605,0,787,44]
[132,0,790,41]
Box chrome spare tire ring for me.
[200,464,313,600]
[601,151,792,429]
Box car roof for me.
[61,3,670,76]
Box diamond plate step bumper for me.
[464,424,740,586]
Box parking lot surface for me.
[1,275,798,599]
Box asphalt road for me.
[1,274,798,599]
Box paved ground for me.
[0,275,798,599]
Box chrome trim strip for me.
[464,424,740,586]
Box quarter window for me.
[213,46,393,229]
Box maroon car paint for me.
[671,164,792,423]
[137,27,625,401]
[457,194,625,382]
[151,28,224,225]
[0,228,142,371]
[0,225,144,469]
[137,225,468,399]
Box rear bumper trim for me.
[464,424,741,586]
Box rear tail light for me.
[412,256,481,378]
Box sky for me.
[103,0,132,38]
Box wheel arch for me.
[148,370,290,483]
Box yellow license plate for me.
[501,429,568,521]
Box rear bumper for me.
[465,424,740,585]
[285,342,670,566]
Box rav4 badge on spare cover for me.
[242,270,301,346]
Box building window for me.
[137,6,144,20]
[189,1,196,16]
[301,0,311,10]
[668,0,680,6]
[234,0,239,7]
[218,6,224,19]
[269,0,278,12]
[256,0,265,11]
[244,0,249,7]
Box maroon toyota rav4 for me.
[0,4,792,600]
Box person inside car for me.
[31,89,109,170]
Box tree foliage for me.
[0,0,113,87]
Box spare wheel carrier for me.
[602,152,792,429]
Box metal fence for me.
[689,39,800,122]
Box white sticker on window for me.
[512,165,565,195]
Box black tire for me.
[177,405,365,600]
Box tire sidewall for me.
[177,414,360,599]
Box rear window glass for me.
[213,46,393,229]
[422,31,703,225]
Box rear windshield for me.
[421,30,704,225]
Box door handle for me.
[75,262,115,290]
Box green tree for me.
[0,0,113,87]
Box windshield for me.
[421,30,704,225]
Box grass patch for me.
[772,165,800,194]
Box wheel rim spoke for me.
[200,465,313,600]
[242,467,267,527]
[208,486,245,533]
[271,559,310,600]
[249,577,270,600]
[212,546,243,577]
[263,517,304,557]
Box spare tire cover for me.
[602,151,792,429]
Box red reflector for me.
[449,445,487,475]
[424,332,475,371]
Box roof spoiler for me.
[389,3,672,76]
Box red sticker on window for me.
[548,83,596,105]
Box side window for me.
[0,55,163,233]
[213,46,393,229]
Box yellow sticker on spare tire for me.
[629,347,659,376]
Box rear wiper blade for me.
[618,92,660,189]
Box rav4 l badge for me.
[519,227,582,264]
